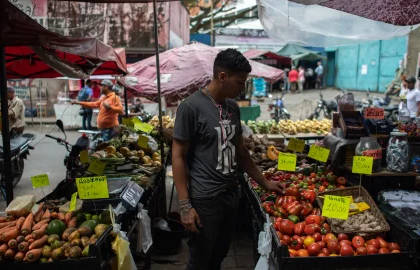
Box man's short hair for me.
[213,49,252,78]
[86,79,92,85]
[7,86,15,93]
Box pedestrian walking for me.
[289,67,299,93]
[78,80,93,130]
[315,61,324,89]
[283,68,290,92]
[298,66,306,93]
[7,87,25,138]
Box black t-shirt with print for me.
[173,90,242,199]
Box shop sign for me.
[364,108,384,120]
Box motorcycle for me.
[359,89,399,123]
[308,91,337,120]
[0,133,35,198]
[268,93,291,122]
[78,129,102,155]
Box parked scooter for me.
[0,133,36,197]
[268,93,291,122]
[308,91,337,120]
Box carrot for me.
[0,217,8,223]
[25,248,42,263]
[32,224,48,239]
[28,238,34,244]
[16,235,25,244]
[57,212,65,222]
[6,216,15,222]
[25,234,33,241]
[0,221,16,229]
[29,235,48,250]
[8,239,18,249]
[0,224,14,234]
[34,210,44,223]
[42,209,50,221]
[64,211,72,225]
[16,216,26,231]
[0,243,8,256]
[50,212,58,220]
[0,227,19,242]
[32,219,50,231]
[5,248,15,259]
[68,217,77,228]
[15,251,25,262]
[21,213,33,236]
[18,241,29,252]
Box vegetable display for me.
[245,119,331,135]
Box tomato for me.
[376,237,388,249]
[356,247,367,255]
[387,242,400,251]
[285,187,300,197]
[366,245,379,254]
[313,233,322,242]
[366,239,380,249]
[294,222,305,236]
[305,215,322,226]
[301,202,314,216]
[276,231,283,239]
[275,196,284,207]
[337,177,346,185]
[297,249,309,257]
[379,248,390,254]
[391,250,400,253]
[324,233,337,244]
[281,235,292,245]
[290,236,304,250]
[304,224,316,235]
[321,223,331,234]
[318,253,327,257]
[303,190,316,203]
[352,236,365,249]
[340,240,352,246]
[340,244,354,256]
[321,248,330,256]
[318,186,326,193]
[307,243,321,256]
[327,239,340,254]
[289,249,298,257]
[312,224,321,233]
[279,219,295,236]
[337,233,348,242]
[316,241,325,249]
[303,236,315,248]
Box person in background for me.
[92,81,101,99]
[283,68,290,92]
[172,49,285,270]
[72,80,123,141]
[305,67,314,89]
[404,76,420,119]
[78,80,93,130]
[386,68,405,96]
[298,66,306,93]
[7,87,25,138]
[288,67,299,93]
[399,75,409,111]
[133,98,144,113]
[315,61,324,89]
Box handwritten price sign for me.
[31,174,50,188]
[69,192,78,212]
[277,152,297,172]
[80,150,89,164]
[352,156,373,175]
[122,118,134,127]
[322,195,351,220]
[138,135,149,149]
[87,159,106,175]
[76,176,109,199]
[135,122,154,134]
[308,145,330,163]
[364,108,384,120]
[287,138,305,153]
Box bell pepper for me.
[300,202,314,216]
[275,196,284,207]
[262,201,275,215]
[311,208,322,216]
[318,185,326,193]
[286,202,303,216]
[326,172,337,183]
[303,190,316,203]
[294,222,305,236]
[281,196,297,209]
[277,207,288,218]
[287,215,300,224]
[267,145,279,161]
[265,194,277,202]
[337,177,346,185]
[285,187,299,197]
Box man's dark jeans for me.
[82,109,93,130]
[187,188,239,270]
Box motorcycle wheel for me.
[324,112,332,119]
[308,113,318,120]
[12,157,24,187]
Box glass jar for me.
[398,101,411,130]
[386,132,409,172]
[355,137,382,172]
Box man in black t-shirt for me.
[172,49,285,270]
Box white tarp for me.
[257,0,420,47]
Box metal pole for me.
[29,84,34,127]
[0,46,14,204]
[124,86,128,118]
[210,0,214,46]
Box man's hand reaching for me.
[181,208,202,233]
[264,181,286,195]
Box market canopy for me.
[277,44,326,66]
[257,0,420,47]
[1,0,127,79]
[243,49,290,65]
[121,42,284,102]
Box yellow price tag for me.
[87,159,106,175]
[322,195,350,220]
[76,176,109,199]
[69,192,78,212]
[287,138,305,153]
[31,174,50,188]
[277,152,297,172]
[122,118,133,126]
[138,135,149,148]
[308,145,330,163]
[400,95,406,100]
[352,156,373,175]
[80,150,89,164]
[135,122,154,134]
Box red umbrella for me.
[120,42,284,101]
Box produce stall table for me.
[256,133,325,144]
[239,105,261,122]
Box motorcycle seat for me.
[0,137,29,155]
[384,105,398,112]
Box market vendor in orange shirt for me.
[72,80,123,141]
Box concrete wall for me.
[328,37,407,92]
[406,27,420,78]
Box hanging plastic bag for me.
[255,215,276,270]
[109,205,136,270]
[137,203,153,253]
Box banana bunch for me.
[148,116,175,129]
[278,120,298,135]
[278,119,331,135]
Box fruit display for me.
[399,122,420,138]
[245,119,331,135]
[0,198,114,263]
[148,115,175,129]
